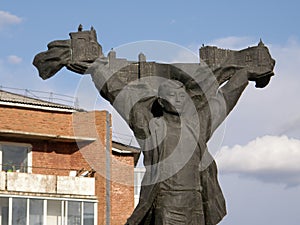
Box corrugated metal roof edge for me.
[0,100,82,112]
[0,90,84,112]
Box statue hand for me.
[66,61,94,75]
[246,63,275,88]
[246,66,274,80]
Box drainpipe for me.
[105,111,111,225]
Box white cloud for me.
[216,135,300,186]
[248,39,300,138]
[207,36,257,50]
[169,49,199,63]
[0,11,22,29]
[7,55,22,64]
[268,37,300,84]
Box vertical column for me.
[8,197,12,225]
[26,199,29,225]
[43,200,47,225]
[138,53,146,80]
[81,202,84,225]
[63,201,67,225]
[94,202,98,225]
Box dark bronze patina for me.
[33,26,275,225]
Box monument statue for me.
[33,26,276,225]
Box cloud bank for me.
[0,11,22,29]
[7,55,22,64]
[216,135,300,187]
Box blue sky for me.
[1,1,300,224]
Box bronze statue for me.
[33,26,275,225]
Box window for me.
[12,198,27,225]
[0,197,96,225]
[67,201,81,225]
[29,199,43,225]
[0,197,8,225]
[83,203,94,225]
[0,142,32,173]
[47,200,62,225]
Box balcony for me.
[0,171,95,197]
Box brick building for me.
[0,89,139,225]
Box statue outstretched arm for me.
[207,64,273,138]
[198,41,276,137]
[32,27,275,136]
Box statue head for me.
[158,79,187,115]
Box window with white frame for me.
[83,202,94,225]
[0,142,32,173]
[29,199,44,225]
[12,198,27,225]
[0,196,97,225]
[47,200,62,225]
[67,201,81,225]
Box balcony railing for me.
[0,171,95,196]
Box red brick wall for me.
[73,111,109,224]
[75,111,136,225]
[0,106,74,136]
[0,105,135,225]
[111,153,135,225]
[32,142,76,176]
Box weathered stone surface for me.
[7,172,56,193]
[0,171,6,191]
[56,176,95,196]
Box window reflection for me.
[0,197,8,225]
[2,144,28,173]
[12,198,27,225]
[29,199,43,225]
[68,201,81,225]
[47,200,62,225]
[83,202,94,225]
